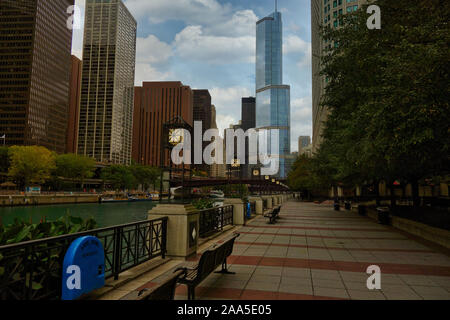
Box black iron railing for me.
[198,205,233,238]
[0,218,168,300]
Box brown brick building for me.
[66,55,82,154]
[0,0,74,153]
[132,82,193,167]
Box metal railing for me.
[198,205,233,238]
[0,217,168,300]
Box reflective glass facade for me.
[255,11,291,178]
[0,0,74,153]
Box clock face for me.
[168,129,183,146]
[253,169,259,176]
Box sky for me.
[71,0,312,152]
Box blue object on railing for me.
[62,236,105,300]
[247,202,251,218]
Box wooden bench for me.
[264,206,281,224]
[175,233,240,300]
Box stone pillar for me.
[262,196,273,209]
[249,197,263,215]
[272,195,279,206]
[148,204,199,260]
[224,198,245,226]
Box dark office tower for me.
[193,90,212,133]
[0,0,74,153]
[132,82,193,167]
[241,97,256,131]
[77,0,137,165]
[193,90,212,175]
[66,55,82,154]
[241,97,256,178]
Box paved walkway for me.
[115,201,450,300]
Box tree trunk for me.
[411,180,420,212]
[375,181,381,207]
[389,183,396,213]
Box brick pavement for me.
[123,201,450,300]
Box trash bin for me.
[344,201,351,210]
[376,207,390,225]
[358,205,366,216]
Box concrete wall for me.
[0,195,99,207]
[364,208,450,249]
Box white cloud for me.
[173,26,255,65]
[136,35,172,64]
[208,10,258,37]
[134,63,173,86]
[216,114,238,138]
[290,96,313,151]
[284,35,312,69]
[284,35,310,55]
[124,0,231,26]
[209,86,252,135]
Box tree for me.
[315,0,450,207]
[55,154,96,189]
[129,164,160,190]
[101,165,137,191]
[8,146,56,189]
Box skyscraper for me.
[0,0,74,153]
[312,0,368,153]
[255,7,291,178]
[77,0,137,165]
[193,90,212,175]
[241,97,256,178]
[132,82,193,167]
[241,97,256,131]
[210,105,226,178]
[298,136,311,153]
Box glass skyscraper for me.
[256,10,291,178]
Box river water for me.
[0,201,167,228]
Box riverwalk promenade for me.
[98,201,450,300]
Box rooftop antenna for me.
[275,0,278,12]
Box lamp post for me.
[231,159,242,198]
[252,168,261,196]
